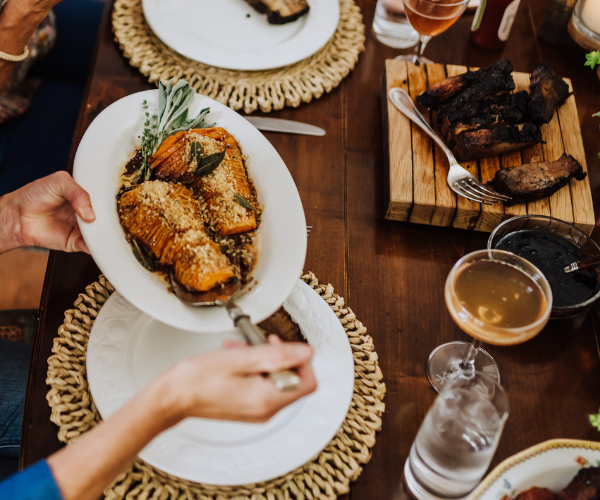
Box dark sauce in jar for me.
[495,230,598,308]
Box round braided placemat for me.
[112,0,365,114]
[46,272,385,499]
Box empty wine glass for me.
[397,0,470,65]
[427,250,553,393]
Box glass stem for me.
[412,35,432,65]
[460,339,481,375]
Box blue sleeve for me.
[0,460,63,500]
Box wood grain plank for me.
[445,64,481,230]
[558,78,595,234]
[427,64,457,227]
[502,73,530,220]
[385,60,413,221]
[407,63,436,225]
[474,155,505,231]
[541,110,573,223]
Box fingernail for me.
[83,207,95,221]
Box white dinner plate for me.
[73,90,306,333]
[469,439,600,500]
[141,0,340,71]
[87,280,355,485]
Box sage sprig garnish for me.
[189,141,203,166]
[134,80,214,184]
[156,81,213,147]
[131,238,154,272]
[194,149,226,177]
[235,192,256,211]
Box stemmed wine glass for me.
[397,0,470,65]
[427,250,553,392]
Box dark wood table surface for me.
[20,1,600,498]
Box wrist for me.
[0,2,49,55]
[0,193,24,254]
[139,366,190,432]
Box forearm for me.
[0,1,49,95]
[47,373,185,500]
[0,192,23,254]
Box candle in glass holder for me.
[581,0,600,34]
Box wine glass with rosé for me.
[427,249,553,393]
[397,0,470,65]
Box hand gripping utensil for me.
[169,272,301,391]
[388,88,512,205]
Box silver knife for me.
[245,117,325,136]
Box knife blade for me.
[245,117,326,136]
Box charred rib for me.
[451,122,541,161]
[528,63,571,124]
[244,0,309,24]
[491,153,586,205]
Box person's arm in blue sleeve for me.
[0,340,315,500]
[0,460,62,500]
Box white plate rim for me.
[141,0,340,71]
[73,89,306,333]
[469,439,600,500]
[86,279,355,485]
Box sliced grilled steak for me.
[450,122,541,161]
[258,307,305,343]
[245,0,310,24]
[416,59,514,110]
[529,63,571,124]
[491,153,586,205]
[515,487,558,500]
[440,91,530,143]
[559,467,600,500]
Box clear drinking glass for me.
[404,371,509,500]
[373,0,420,48]
[427,250,553,393]
[397,0,470,65]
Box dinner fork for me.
[388,88,511,205]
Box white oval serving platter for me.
[73,90,306,333]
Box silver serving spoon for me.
[169,272,301,391]
[564,255,600,274]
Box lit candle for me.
[582,0,600,35]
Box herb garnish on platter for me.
[134,80,213,183]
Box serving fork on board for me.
[388,88,511,205]
[169,272,301,391]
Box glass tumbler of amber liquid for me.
[427,250,553,392]
[397,0,470,65]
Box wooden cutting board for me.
[383,60,595,235]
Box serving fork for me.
[388,88,511,205]
[169,272,301,391]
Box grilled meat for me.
[515,487,558,500]
[451,122,541,161]
[440,91,530,143]
[417,59,514,110]
[491,153,586,205]
[559,467,600,500]
[244,0,309,24]
[529,63,571,124]
[258,307,305,343]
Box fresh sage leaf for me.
[189,141,203,166]
[235,192,256,211]
[131,238,154,272]
[194,149,226,177]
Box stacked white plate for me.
[141,0,340,71]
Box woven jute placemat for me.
[112,0,365,114]
[46,272,385,499]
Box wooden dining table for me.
[19,0,600,498]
